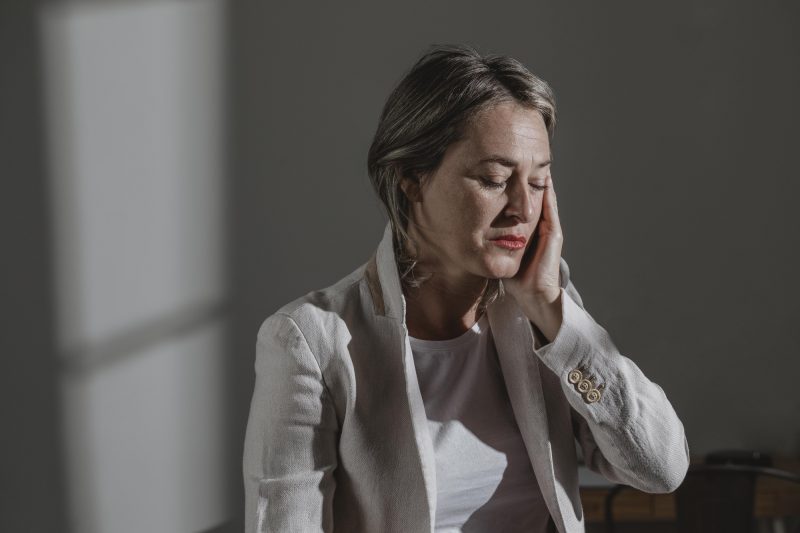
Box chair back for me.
[675,465,758,533]
[675,463,800,533]
[604,460,800,533]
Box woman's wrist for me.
[523,289,563,344]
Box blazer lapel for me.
[366,221,567,532]
[366,222,438,532]
[487,295,565,529]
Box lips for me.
[490,234,527,244]
[489,234,527,250]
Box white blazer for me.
[243,222,690,533]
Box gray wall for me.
[3,1,233,531]
[2,0,797,531]
[1,1,68,531]
[228,0,800,519]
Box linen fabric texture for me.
[242,222,690,533]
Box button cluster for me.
[567,365,605,404]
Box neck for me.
[403,271,488,341]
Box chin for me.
[483,257,521,279]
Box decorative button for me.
[569,366,604,404]
[584,383,605,404]
[585,389,602,403]
[568,369,583,384]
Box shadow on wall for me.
[30,1,235,532]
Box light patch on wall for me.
[39,0,230,531]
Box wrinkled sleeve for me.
[242,312,339,532]
[533,258,690,493]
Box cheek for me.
[463,190,504,220]
[441,189,488,228]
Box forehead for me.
[459,102,551,166]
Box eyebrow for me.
[475,154,552,168]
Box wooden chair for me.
[603,463,800,533]
[675,464,800,533]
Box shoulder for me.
[256,259,370,353]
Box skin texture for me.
[400,100,564,341]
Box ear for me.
[399,173,423,203]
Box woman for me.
[243,44,690,533]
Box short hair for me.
[367,43,557,312]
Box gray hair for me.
[366,43,557,312]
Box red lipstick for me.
[490,234,527,250]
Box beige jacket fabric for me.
[242,222,690,533]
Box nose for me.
[504,178,534,223]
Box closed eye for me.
[479,177,548,192]
[479,177,505,189]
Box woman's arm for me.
[242,312,339,532]
[533,262,690,493]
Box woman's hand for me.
[503,173,564,341]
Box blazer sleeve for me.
[242,312,339,532]
[533,258,690,493]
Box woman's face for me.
[403,100,552,283]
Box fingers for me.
[539,174,563,284]
[543,174,562,235]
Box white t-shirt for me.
[409,313,551,533]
